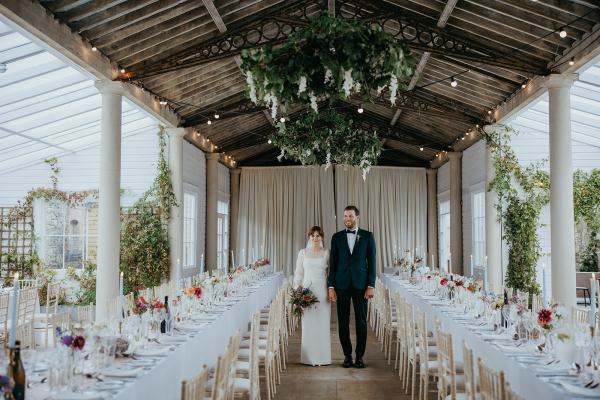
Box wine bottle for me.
[7,340,25,400]
[160,296,169,334]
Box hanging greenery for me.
[480,126,549,295]
[241,14,415,118]
[272,111,382,178]
[574,169,600,272]
[120,126,177,294]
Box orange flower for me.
[185,287,195,296]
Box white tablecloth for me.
[381,274,575,400]
[31,272,284,400]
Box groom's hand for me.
[328,288,337,303]
[364,287,374,300]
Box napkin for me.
[558,380,600,397]
[102,366,144,378]
[134,347,170,357]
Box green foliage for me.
[37,265,67,306]
[241,14,415,116]
[480,126,547,295]
[67,261,97,305]
[574,169,600,272]
[272,111,382,175]
[120,126,177,294]
[44,157,59,189]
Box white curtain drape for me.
[236,166,336,276]
[334,166,427,272]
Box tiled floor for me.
[269,305,415,400]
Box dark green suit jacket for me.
[327,228,377,290]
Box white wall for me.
[0,128,160,206]
[218,163,230,200]
[182,141,206,277]
[437,162,450,195]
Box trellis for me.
[0,206,35,279]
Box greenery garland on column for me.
[120,126,178,294]
[480,126,549,296]
[574,170,600,272]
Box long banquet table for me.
[31,272,284,400]
[382,274,595,400]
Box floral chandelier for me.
[271,111,382,178]
[240,14,416,117]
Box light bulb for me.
[357,104,364,114]
[120,68,125,73]
[207,120,212,125]
[487,110,492,115]
[279,117,285,123]
[559,29,567,38]
[159,99,167,106]
[419,147,424,151]
[450,77,458,87]
[569,57,575,66]
[214,112,220,119]
[268,139,272,144]
[91,46,97,52]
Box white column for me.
[94,80,125,323]
[484,126,503,293]
[426,169,438,268]
[230,168,241,265]
[545,73,578,309]
[167,127,185,282]
[448,151,463,275]
[205,153,220,271]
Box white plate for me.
[102,366,144,378]
[558,380,600,397]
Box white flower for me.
[264,92,279,120]
[309,93,318,113]
[246,71,257,103]
[389,74,398,106]
[298,76,307,95]
[376,85,386,95]
[324,68,333,84]
[277,149,285,162]
[353,81,361,93]
[342,69,354,98]
[325,152,331,170]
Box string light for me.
[521,81,527,89]
[214,112,220,119]
[487,110,492,115]
[419,147,424,151]
[569,57,575,66]
[559,29,567,38]
[279,116,285,123]
[120,67,125,73]
[268,139,272,144]
[357,104,364,114]
[91,45,97,52]
[207,120,212,125]
[450,77,458,87]
[159,99,167,106]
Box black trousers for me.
[336,287,368,358]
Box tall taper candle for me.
[231,250,235,268]
[200,253,204,272]
[590,273,597,328]
[9,273,18,347]
[449,252,452,274]
[432,254,435,271]
[119,272,124,321]
[470,254,474,278]
[176,259,181,289]
[542,264,548,308]
[484,256,488,292]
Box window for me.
[217,200,229,271]
[41,199,95,269]
[472,190,486,269]
[438,199,451,273]
[183,191,197,269]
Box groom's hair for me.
[344,205,360,216]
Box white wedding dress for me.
[293,248,332,366]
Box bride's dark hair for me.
[308,226,324,238]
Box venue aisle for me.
[28,269,283,400]
[382,274,600,400]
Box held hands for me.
[328,288,337,303]
[364,287,375,300]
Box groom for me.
[328,205,376,369]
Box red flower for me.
[538,308,553,328]
[72,335,86,351]
[440,278,448,286]
[193,287,202,298]
[138,296,149,305]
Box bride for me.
[293,226,332,366]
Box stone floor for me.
[269,305,414,400]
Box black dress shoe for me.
[343,356,354,368]
[354,358,365,368]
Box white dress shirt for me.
[346,226,358,254]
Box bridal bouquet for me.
[289,287,319,317]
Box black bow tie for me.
[346,229,357,235]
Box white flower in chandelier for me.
[298,76,307,95]
[324,68,333,84]
[277,149,285,162]
[245,71,257,103]
[389,74,398,106]
[264,92,279,120]
[376,85,386,95]
[325,152,332,170]
[309,93,318,113]
[342,69,354,98]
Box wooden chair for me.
[181,365,209,400]
[477,358,505,400]
[436,328,466,400]
[123,293,134,317]
[77,304,95,324]
[572,306,588,327]
[35,281,61,348]
[393,292,406,374]
[51,312,72,347]
[16,321,35,349]
[18,279,38,289]
[0,293,10,346]
[461,341,477,400]
[416,308,438,400]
